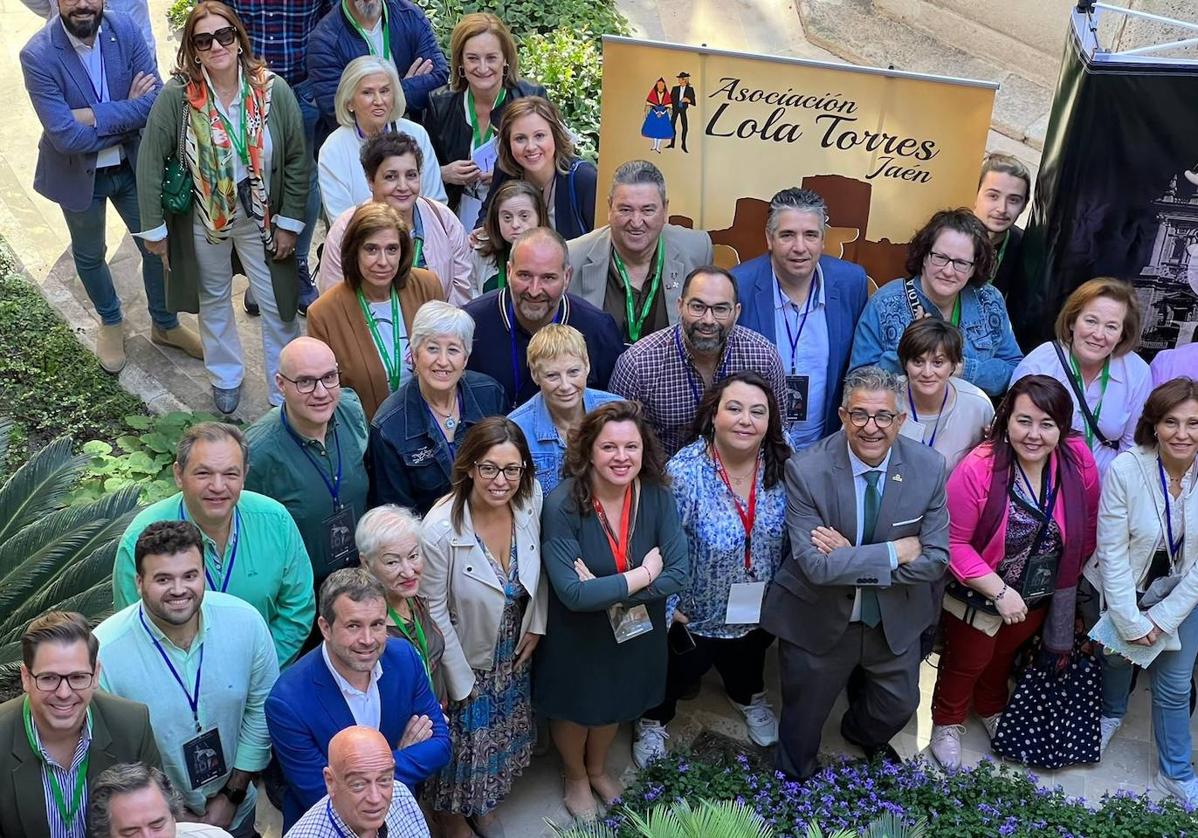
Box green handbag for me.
[161,93,192,215]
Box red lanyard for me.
[713,446,759,571]
[594,485,634,572]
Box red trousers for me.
[931,607,1046,725]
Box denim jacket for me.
[849,276,1023,397]
[367,370,507,515]
[507,389,622,494]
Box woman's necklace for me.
[426,395,459,429]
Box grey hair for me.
[335,55,406,129]
[840,366,905,409]
[319,567,387,626]
[356,504,422,562]
[88,763,182,838]
[766,187,828,236]
[175,422,247,472]
[608,159,667,205]
[409,300,475,356]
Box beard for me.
[62,7,102,39]
[352,0,383,19]
[685,321,728,354]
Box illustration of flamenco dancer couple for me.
[642,72,697,153]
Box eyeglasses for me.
[684,299,735,320]
[926,251,975,275]
[846,409,898,429]
[279,370,341,394]
[192,26,237,52]
[30,671,94,692]
[475,462,526,481]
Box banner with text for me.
[596,37,997,284]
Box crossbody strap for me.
[904,279,928,321]
[1051,341,1119,450]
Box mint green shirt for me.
[94,593,279,822]
[112,491,315,667]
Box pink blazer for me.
[945,436,1100,582]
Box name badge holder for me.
[1013,461,1060,606]
[777,275,818,424]
[595,484,655,643]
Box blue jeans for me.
[1100,606,1198,780]
[59,162,177,329]
[292,78,322,300]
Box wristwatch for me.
[218,785,247,806]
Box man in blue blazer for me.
[732,187,868,450]
[19,1,201,374]
[265,568,450,830]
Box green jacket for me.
[136,74,310,319]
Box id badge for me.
[182,728,227,790]
[1020,552,1059,603]
[608,603,653,644]
[784,375,809,422]
[323,504,359,570]
[725,581,766,625]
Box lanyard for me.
[594,484,634,572]
[342,0,390,60]
[949,294,962,327]
[81,38,106,102]
[22,698,89,828]
[411,235,425,269]
[990,231,1011,282]
[211,72,250,165]
[712,446,759,572]
[138,608,205,733]
[281,407,343,506]
[467,87,507,149]
[1066,353,1111,449]
[674,326,727,407]
[506,293,560,407]
[1014,459,1058,555]
[178,501,240,593]
[776,273,819,374]
[1157,457,1185,563]
[325,799,351,838]
[612,239,665,343]
[495,258,507,290]
[388,603,434,688]
[906,383,949,449]
[357,287,404,391]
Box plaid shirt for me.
[609,324,787,457]
[228,0,333,85]
[285,784,430,838]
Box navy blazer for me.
[20,11,161,212]
[731,252,869,433]
[265,638,451,830]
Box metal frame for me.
[1076,2,1198,66]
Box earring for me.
[501,63,509,79]
[194,56,201,65]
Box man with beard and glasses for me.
[18,0,155,57]
[19,0,203,375]
[609,266,786,457]
[464,227,624,410]
[95,522,280,838]
[266,569,449,831]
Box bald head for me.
[510,226,569,272]
[279,336,337,378]
[275,337,341,434]
[324,727,396,833]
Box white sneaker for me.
[1099,716,1122,755]
[729,692,779,747]
[1155,772,1198,806]
[929,724,964,770]
[632,719,669,768]
[980,713,1002,741]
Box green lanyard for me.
[212,73,250,165]
[612,238,666,343]
[1067,352,1111,449]
[23,698,90,829]
[467,87,507,149]
[411,236,425,269]
[989,231,1010,282]
[342,0,391,60]
[356,288,403,391]
[950,294,961,327]
[495,258,507,290]
[388,603,433,689]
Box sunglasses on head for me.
[192,26,237,52]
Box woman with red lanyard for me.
[536,400,689,821]
[638,372,792,753]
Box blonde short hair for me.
[334,56,406,130]
[527,324,589,378]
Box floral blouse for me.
[667,439,788,639]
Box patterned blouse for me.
[667,439,788,639]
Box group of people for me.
[15,0,1198,837]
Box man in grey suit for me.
[761,366,949,780]
[566,160,713,344]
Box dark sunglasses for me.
[192,26,237,52]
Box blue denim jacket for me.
[508,389,623,494]
[849,276,1023,397]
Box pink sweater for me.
[945,436,1099,582]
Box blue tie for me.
[860,470,882,628]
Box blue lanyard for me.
[506,291,561,409]
[325,799,351,837]
[1014,459,1058,554]
[1157,457,1185,562]
[906,383,949,449]
[280,407,343,506]
[673,326,727,407]
[776,273,819,374]
[138,607,204,732]
[178,501,240,593]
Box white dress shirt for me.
[321,642,383,729]
[63,21,122,169]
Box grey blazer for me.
[761,431,949,657]
[565,224,714,325]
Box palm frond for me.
[545,819,619,838]
[0,543,120,637]
[860,814,929,838]
[0,436,88,545]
